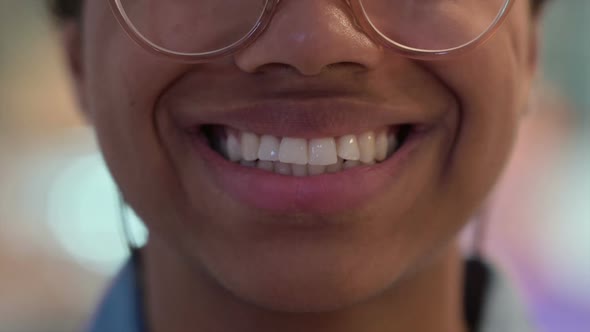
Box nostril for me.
[251,61,368,77]
[253,63,301,75]
[325,62,369,74]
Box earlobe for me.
[60,20,92,123]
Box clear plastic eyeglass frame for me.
[107,0,515,62]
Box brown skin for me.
[62,1,539,331]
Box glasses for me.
[107,0,514,62]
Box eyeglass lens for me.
[117,0,509,54]
[360,0,509,50]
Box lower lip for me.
[189,129,426,216]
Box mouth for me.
[198,124,414,176]
[183,121,426,216]
[171,94,438,216]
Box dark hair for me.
[50,0,82,21]
[50,0,549,21]
[531,0,549,13]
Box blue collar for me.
[87,256,146,332]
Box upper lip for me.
[168,96,435,138]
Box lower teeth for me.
[238,159,380,176]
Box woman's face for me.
[76,0,537,311]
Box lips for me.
[167,95,438,215]
[185,125,426,215]
[172,97,432,137]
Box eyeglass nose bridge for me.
[244,0,371,52]
[108,0,515,63]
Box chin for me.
[229,272,390,313]
[197,240,410,313]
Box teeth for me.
[258,135,280,161]
[241,132,260,161]
[308,164,327,175]
[240,160,257,168]
[292,164,308,177]
[343,160,361,169]
[274,162,292,175]
[337,135,360,161]
[279,137,308,165]
[387,133,399,157]
[357,131,375,163]
[308,138,338,166]
[226,131,242,162]
[213,126,406,175]
[375,130,388,162]
[257,160,274,171]
[326,158,344,173]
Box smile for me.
[171,96,440,216]
[201,124,413,176]
[184,121,427,216]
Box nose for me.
[234,0,383,76]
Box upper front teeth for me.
[279,137,309,165]
[257,135,280,161]
[215,126,400,170]
[309,138,338,165]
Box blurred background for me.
[0,1,588,332]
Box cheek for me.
[82,0,192,228]
[425,15,532,208]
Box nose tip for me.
[234,0,383,76]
